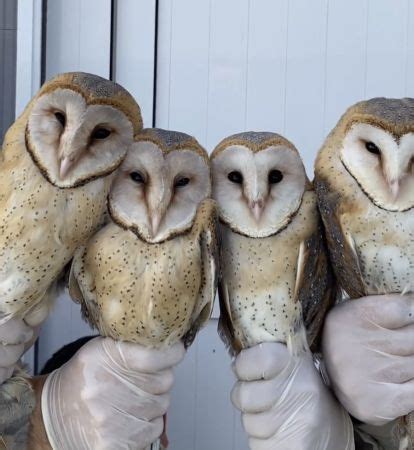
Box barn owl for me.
[211,131,334,356]
[314,98,414,448]
[0,72,141,325]
[69,128,218,348]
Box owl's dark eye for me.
[268,169,283,184]
[228,171,243,184]
[130,171,144,183]
[365,141,380,155]
[175,177,190,188]
[54,111,66,128]
[92,128,111,140]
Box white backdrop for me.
[16,1,414,449]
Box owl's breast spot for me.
[90,228,202,346]
[343,207,414,294]
[0,154,110,316]
[221,226,304,348]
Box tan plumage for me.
[212,132,334,355]
[0,72,141,323]
[69,129,218,348]
[314,98,414,448]
[315,98,414,298]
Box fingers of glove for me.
[359,294,414,330]
[97,416,164,450]
[0,367,14,384]
[0,343,25,367]
[345,380,414,425]
[85,386,171,423]
[233,343,290,381]
[242,407,287,440]
[107,339,185,373]
[390,380,414,417]
[371,354,414,383]
[126,368,175,395]
[232,378,283,413]
[0,318,33,345]
[368,325,414,356]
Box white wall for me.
[0,0,17,141]
[17,1,414,449]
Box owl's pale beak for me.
[389,179,400,199]
[250,199,264,222]
[150,213,162,236]
[59,157,73,179]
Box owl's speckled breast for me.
[220,191,318,349]
[342,202,414,294]
[79,223,203,347]
[0,146,111,317]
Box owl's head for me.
[211,132,309,237]
[109,128,211,243]
[338,98,414,211]
[25,72,142,188]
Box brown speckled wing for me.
[68,246,96,327]
[183,199,219,348]
[68,250,84,304]
[315,177,366,299]
[295,221,336,351]
[217,280,242,356]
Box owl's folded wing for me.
[68,246,97,327]
[315,178,366,299]
[294,221,336,352]
[183,199,219,348]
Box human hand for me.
[41,337,185,450]
[323,294,414,426]
[232,342,354,450]
[0,317,35,384]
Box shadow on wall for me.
[0,0,17,142]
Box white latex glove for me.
[323,294,414,426]
[41,336,185,450]
[0,317,35,384]
[231,342,354,450]
[0,300,50,384]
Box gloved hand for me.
[0,300,50,385]
[231,342,354,450]
[323,294,414,426]
[41,337,185,450]
[0,317,35,384]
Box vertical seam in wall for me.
[243,0,251,130]
[282,0,290,134]
[152,0,159,127]
[34,0,48,375]
[40,0,47,84]
[204,0,212,148]
[109,0,117,81]
[322,0,329,135]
